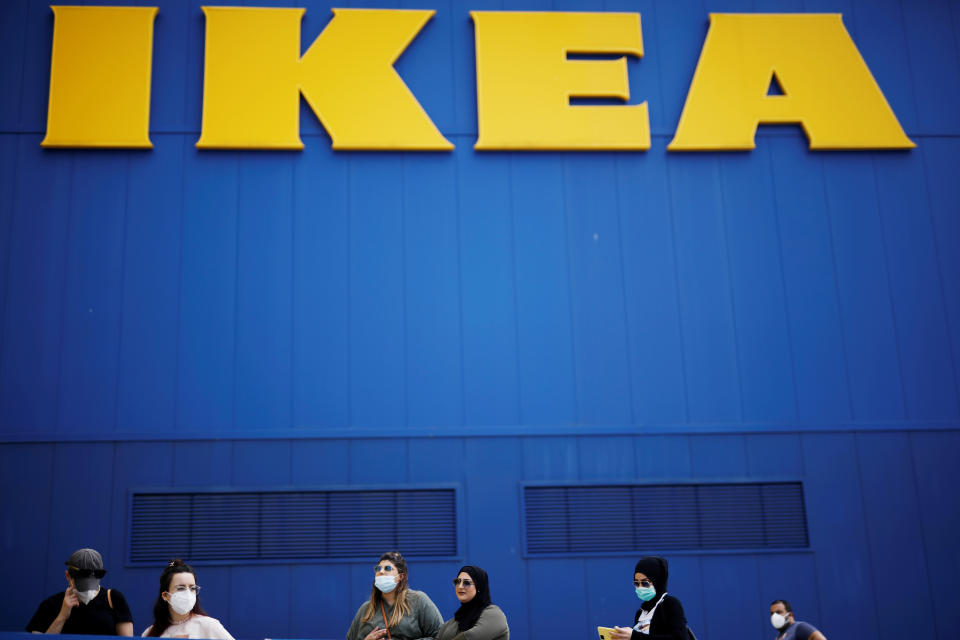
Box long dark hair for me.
[146,559,208,637]
[454,565,492,632]
[360,551,411,628]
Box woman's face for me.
[375,559,399,578]
[454,572,477,603]
[633,572,653,590]
[163,572,197,602]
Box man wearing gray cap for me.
[26,548,133,635]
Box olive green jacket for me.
[435,605,509,640]
[346,590,443,640]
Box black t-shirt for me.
[26,588,133,634]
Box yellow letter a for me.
[668,14,915,150]
[197,7,452,150]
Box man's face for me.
[770,603,793,624]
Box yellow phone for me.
[597,626,617,640]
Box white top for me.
[142,615,234,639]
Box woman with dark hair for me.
[610,556,689,640]
[436,566,508,640]
[142,559,233,639]
[346,551,443,640]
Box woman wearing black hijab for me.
[436,566,509,640]
[611,556,689,640]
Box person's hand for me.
[59,586,79,619]
[610,626,633,640]
[363,626,388,640]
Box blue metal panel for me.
[291,440,351,484]
[801,433,878,640]
[403,155,463,427]
[528,558,587,636]
[0,1,28,131]
[767,137,851,422]
[230,566,292,639]
[745,433,803,478]
[667,155,741,422]
[511,155,577,425]
[291,563,352,638]
[176,150,239,431]
[292,141,349,429]
[0,444,54,625]
[910,431,960,640]
[522,436,579,482]
[700,556,762,640]
[57,153,126,432]
[351,439,409,484]
[616,152,686,424]
[150,1,191,133]
[233,440,291,485]
[349,154,406,428]
[173,440,233,486]
[457,149,520,425]
[579,436,636,481]
[921,139,960,407]
[821,155,905,421]
[634,435,691,478]
[856,433,936,640]
[17,2,51,132]
[0,137,16,378]
[398,0,455,135]
[872,152,959,420]
[236,154,294,430]
[116,136,182,433]
[0,140,71,433]
[565,156,632,424]
[653,0,708,137]
[689,435,746,478]
[718,150,796,423]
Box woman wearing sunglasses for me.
[142,559,233,638]
[610,556,689,640]
[436,566,508,640]
[346,551,443,640]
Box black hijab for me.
[453,565,492,632]
[633,556,669,612]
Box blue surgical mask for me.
[635,585,656,602]
[375,576,397,593]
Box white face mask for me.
[167,590,196,615]
[771,613,789,629]
[76,589,99,605]
[374,576,397,593]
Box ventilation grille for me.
[129,488,457,563]
[525,482,807,554]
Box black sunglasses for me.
[452,578,474,587]
[633,579,653,588]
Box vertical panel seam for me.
[232,156,240,430]
[818,157,856,420]
[15,1,32,130]
[766,143,801,420]
[906,432,939,630]
[346,158,353,427]
[453,149,466,427]
[0,135,23,387]
[852,433,882,636]
[173,136,186,429]
[53,152,76,432]
[896,0,924,132]
[401,155,409,429]
[663,159,690,423]
[507,155,523,423]
[716,158,745,421]
[612,157,636,425]
[868,156,909,419]
[112,156,132,432]
[918,144,960,416]
[289,154,296,428]
[561,159,581,425]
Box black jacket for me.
[629,594,688,640]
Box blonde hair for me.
[361,551,411,628]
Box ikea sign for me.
[41,6,915,151]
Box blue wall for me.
[1,0,959,639]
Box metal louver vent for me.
[129,488,457,564]
[524,482,807,555]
